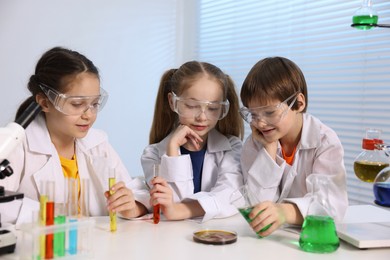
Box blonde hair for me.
[149,61,244,144]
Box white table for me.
[4,205,390,259]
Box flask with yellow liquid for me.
[353,129,389,183]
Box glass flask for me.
[353,129,389,183]
[352,0,378,30]
[373,167,390,207]
[299,174,340,253]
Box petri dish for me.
[193,229,237,245]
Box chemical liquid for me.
[373,182,390,207]
[45,201,55,259]
[354,161,389,182]
[153,204,160,224]
[39,195,47,260]
[109,177,117,232]
[238,207,272,238]
[352,15,378,30]
[54,215,66,257]
[69,218,78,255]
[299,215,339,253]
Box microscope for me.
[0,101,41,254]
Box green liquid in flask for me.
[353,15,378,30]
[238,207,272,238]
[299,215,339,253]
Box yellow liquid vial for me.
[109,177,117,232]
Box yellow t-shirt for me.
[60,154,79,179]
[60,154,80,212]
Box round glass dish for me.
[193,229,237,245]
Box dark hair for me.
[240,56,308,112]
[16,47,99,119]
[149,61,244,144]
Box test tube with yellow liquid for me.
[39,183,47,260]
[109,169,117,232]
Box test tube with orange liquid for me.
[153,164,160,224]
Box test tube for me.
[45,181,55,259]
[80,179,90,218]
[109,169,117,232]
[153,164,160,224]
[39,181,48,260]
[31,211,40,260]
[54,201,66,257]
[67,178,78,255]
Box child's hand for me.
[167,124,203,156]
[105,181,140,218]
[149,176,177,219]
[250,124,278,160]
[248,201,287,237]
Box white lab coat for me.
[0,114,149,225]
[141,129,243,222]
[241,113,348,222]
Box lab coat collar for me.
[297,113,321,150]
[26,114,106,155]
[206,129,232,153]
[156,128,232,156]
[26,114,54,155]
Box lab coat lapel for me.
[76,140,108,216]
[201,130,231,191]
[278,114,320,201]
[27,116,67,203]
[33,154,67,204]
[278,163,297,202]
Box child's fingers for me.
[108,181,125,194]
[107,187,136,212]
[150,176,168,187]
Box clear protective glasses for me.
[39,84,109,116]
[239,92,299,125]
[171,92,230,121]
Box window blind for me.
[195,0,390,205]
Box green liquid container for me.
[299,215,340,253]
[54,215,66,257]
[353,15,378,30]
[238,207,272,238]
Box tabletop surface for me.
[3,204,390,260]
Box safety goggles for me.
[39,84,108,116]
[239,92,299,125]
[171,92,230,120]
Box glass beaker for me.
[352,0,378,30]
[299,174,339,253]
[230,184,272,238]
[353,129,389,182]
[373,167,390,207]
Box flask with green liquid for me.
[352,0,378,30]
[299,174,340,253]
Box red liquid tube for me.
[45,181,55,259]
[153,164,160,224]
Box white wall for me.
[0,0,196,177]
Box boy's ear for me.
[296,93,306,112]
[35,94,50,112]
